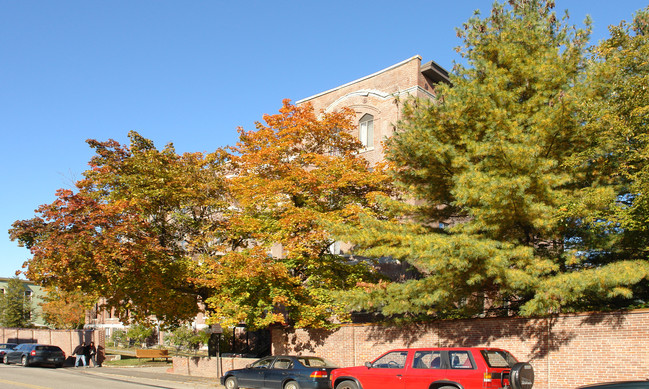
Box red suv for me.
[330,347,534,389]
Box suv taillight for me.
[30,350,36,356]
[485,371,511,388]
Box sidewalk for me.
[77,365,225,389]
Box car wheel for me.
[510,362,534,389]
[3,354,8,365]
[224,376,239,389]
[284,381,301,389]
[21,355,29,367]
[335,380,359,389]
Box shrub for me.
[165,326,209,353]
[110,329,128,347]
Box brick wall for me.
[0,327,105,365]
[171,356,255,378]
[271,309,649,389]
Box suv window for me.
[449,351,474,369]
[372,351,408,369]
[481,349,517,368]
[413,350,442,369]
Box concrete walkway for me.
[77,365,225,389]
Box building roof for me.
[296,55,424,104]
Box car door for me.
[359,350,408,389]
[403,350,445,389]
[238,357,275,388]
[8,344,27,364]
[264,357,294,389]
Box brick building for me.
[85,297,209,345]
[296,55,449,166]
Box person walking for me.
[86,342,97,367]
[73,342,86,367]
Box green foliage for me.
[530,5,649,313]
[164,326,209,353]
[126,324,155,346]
[110,329,128,347]
[0,277,34,328]
[334,1,649,320]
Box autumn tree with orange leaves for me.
[193,100,393,328]
[40,287,94,329]
[10,132,232,327]
[11,100,392,329]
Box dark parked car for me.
[0,343,18,358]
[578,381,649,388]
[3,343,66,368]
[221,355,338,389]
[330,347,534,389]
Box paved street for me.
[0,364,224,389]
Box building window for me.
[24,290,32,301]
[359,114,374,150]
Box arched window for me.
[359,114,374,150]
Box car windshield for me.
[0,344,17,349]
[481,350,518,368]
[297,357,338,368]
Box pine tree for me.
[0,277,33,328]
[334,0,649,319]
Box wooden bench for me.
[135,349,170,361]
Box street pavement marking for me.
[0,379,51,389]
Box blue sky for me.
[1,0,647,277]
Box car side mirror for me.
[364,362,372,368]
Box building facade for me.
[296,55,449,165]
[85,297,209,344]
